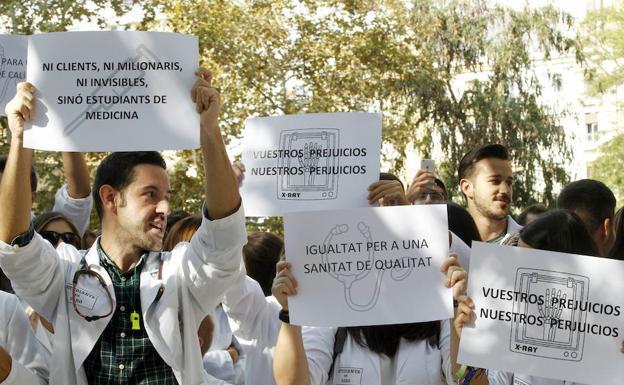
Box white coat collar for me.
[506,215,523,235]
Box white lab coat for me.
[203,305,245,384]
[51,183,94,236]
[0,291,49,385]
[488,371,588,385]
[303,319,454,385]
[222,275,282,385]
[2,184,92,294]
[0,206,246,385]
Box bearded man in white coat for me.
[0,70,245,385]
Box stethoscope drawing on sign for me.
[322,223,415,312]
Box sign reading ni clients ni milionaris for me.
[25,31,199,151]
[459,242,624,385]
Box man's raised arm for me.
[191,69,240,219]
[61,152,91,199]
[54,152,93,235]
[0,83,35,243]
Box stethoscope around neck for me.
[71,253,165,322]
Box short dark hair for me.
[457,144,509,181]
[0,154,37,193]
[93,152,167,220]
[517,203,548,226]
[243,232,284,296]
[556,179,616,232]
[379,172,405,191]
[520,209,597,256]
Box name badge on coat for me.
[333,367,363,385]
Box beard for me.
[119,219,165,253]
[473,194,509,221]
[137,234,163,252]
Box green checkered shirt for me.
[82,246,178,384]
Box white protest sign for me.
[284,204,452,327]
[459,242,624,385]
[25,31,199,151]
[240,112,381,216]
[0,35,27,116]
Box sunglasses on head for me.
[40,230,81,247]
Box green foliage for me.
[589,133,624,207]
[0,0,159,34]
[1,0,583,233]
[403,2,580,208]
[161,0,581,213]
[582,4,624,95]
[581,5,624,208]
[166,149,205,214]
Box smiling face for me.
[462,157,513,221]
[113,164,171,252]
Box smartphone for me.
[420,159,436,173]
[420,159,436,190]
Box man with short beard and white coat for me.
[0,71,245,385]
[458,144,521,244]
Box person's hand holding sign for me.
[191,68,220,134]
[5,82,35,141]
[272,261,312,385]
[440,253,478,383]
[190,68,241,219]
[232,161,246,187]
[441,253,468,299]
[2,82,36,243]
[272,261,298,312]
[440,254,473,336]
[367,180,410,206]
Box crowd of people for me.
[0,71,622,385]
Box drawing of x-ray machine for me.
[63,44,160,136]
[278,128,339,200]
[511,268,589,361]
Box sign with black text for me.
[240,112,381,216]
[459,242,624,385]
[285,205,452,327]
[25,31,199,151]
